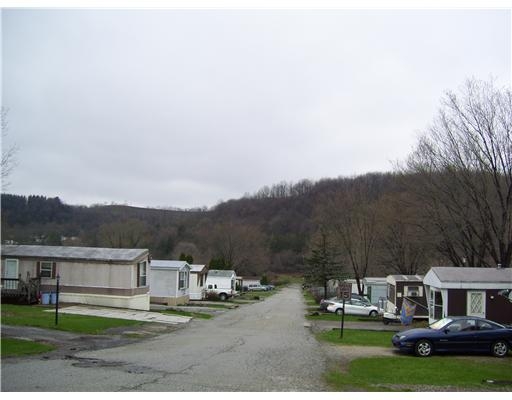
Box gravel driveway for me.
[2,285,329,391]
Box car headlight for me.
[399,335,407,340]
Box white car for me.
[247,284,268,291]
[326,298,381,317]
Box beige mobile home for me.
[1,244,150,310]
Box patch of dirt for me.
[2,322,185,361]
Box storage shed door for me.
[467,291,486,318]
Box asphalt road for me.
[1,285,329,392]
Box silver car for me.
[326,298,381,317]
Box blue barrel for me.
[41,292,50,305]
[50,292,57,304]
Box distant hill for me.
[0,173,400,277]
[4,170,491,277]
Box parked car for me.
[319,296,339,311]
[326,298,381,317]
[263,284,275,290]
[248,284,268,291]
[392,316,512,357]
[319,293,367,312]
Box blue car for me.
[392,316,512,357]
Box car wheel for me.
[335,308,343,316]
[369,310,378,317]
[491,340,509,357]
[414,339,433,357]
[219,293,227,301]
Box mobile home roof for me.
[1,244,148,263]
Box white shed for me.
[150,260,191,306]
[362,277,387,305]
[189,264,208,300]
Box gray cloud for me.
[3,9,510,208]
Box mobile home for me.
[1,245,150,310]
[383,274,428,324]
[423,266,512,325]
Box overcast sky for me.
[2,7,510,209]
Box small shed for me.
[150,260,191,306]
[189,264,208,300]
[423,266,512,324]
[362,277,387,305]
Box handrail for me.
[403,296,429,311]
[1,278,20,290]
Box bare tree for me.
[404,78,512,267]
[97,219,149,248]
[207,220,267,275]
[376,191,431,275]
[316,175,380,294]
[1,107,18,190]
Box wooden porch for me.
[1,272,41,304]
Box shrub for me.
[205,291,220,301]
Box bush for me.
[310,291,323,303]
[205,291,220,301]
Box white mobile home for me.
[189,264,208,300]
[150,260,191,306]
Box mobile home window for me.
[138,261,147,287]
[40,261,54,278]
[387,284,395,300]
[405,286,422,297]
[179,271,188,289]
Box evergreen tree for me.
[304,230,346,299]
[209,256,230,269]
[179,253,194,264]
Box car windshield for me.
[429,318,453,330]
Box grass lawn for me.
[316,328,395,347]
[1,304,143,334]
[326,355,512,391]
[316,328,512,391]
[1,338,56,358]
[302,291,317,306]
[160,309,212,319]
